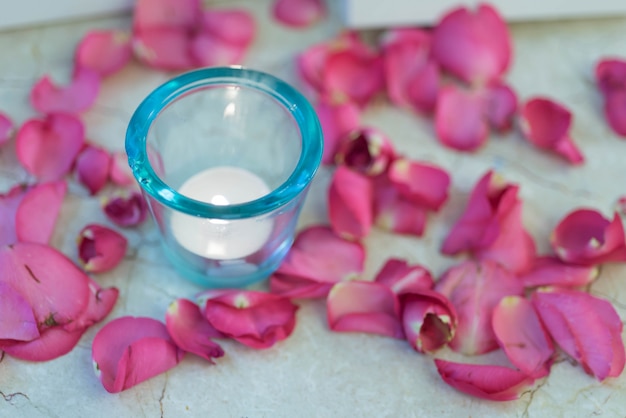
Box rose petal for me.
[0,184,27,245]
[520,97,584,164]
[316,96,361,165]
[66,279,118,332]
[603,90,626,137]
[165,298,225,362]
[75,30,133,77]
[200,9,256,46]
[551,209,626,265]
[374,258,434,294]
[435,260,524,355]
[132,28,195,71]
[92,316,184,393]
[16,113,85,181]
[334,127,395,176]
[15,180,67,245]
[272,0,326,28]
[435,85,488,152]
[30,67,100,114]
[75,144,111,195]
[519,256,599,288]
[328,166,373,240]
[0,112,14,146]
[0,327,84,362]
[327,281,403,339]
[595,58,626,97]
[492,296,554,378]
[586,294,626,378]
[102,189,148,228]
[434,359,536,401]
[133,0,200,30]
[269,225,365,299]
[401,289,457,353]
[387,158,450,211]
[431,4,511,85]
[485,80,518,132]
[109,151,135,187]
[190,32,249,67]
[373,175,428,236]
[0,282,39,341]
[77,224,128,273]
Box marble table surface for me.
[1,1,626,417]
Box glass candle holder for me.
[126,67,323,288]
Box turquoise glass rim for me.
[125,66,323,220]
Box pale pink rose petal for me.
[16,113,85,181]
[334,126,396,176]
[492,296,554,378]
[0,327,84,362]
[551,209,626,265]
[435,85,489,152]
[327,281,403,339]
[133,28,195,71]
[190,32,249,67]
[595,58,626,97]
[435,260,524,355]
[30,67,100,114]
[200,9,256,46]
[102,190,148,228]
[15,180,67,245]
[0,112,14,146]
[434,359,536,401]
[485,80,517,132]
[77,224,128,273]
[373,176,428,236]
[387,158,450,211]
[519,256,599,288]
[133,0,200,30]
[109,151,134,186]
[0,282,39,341]
[603,90,626,137]
[374,258,434,294]
[269,225,365,299]
[431,4,511,85]
[328,166,373,240]
[201,290,298,349]
[75,30,133,77]
[531,288,624,381]
[401,289,457,353]
[316,96,361,165]
[75,144,111,195]
[272,0,326,28]
[92,316,184,393]
[0,184,27,245]
[520,97,584,164]
[165,298,225,362]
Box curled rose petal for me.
[16,113,85,181]
[431,4,511,85]
[373,176,428,236]
[15,181,67,245]
[102,190,148,228]
[374,258,434,294]
[401,289,457,353]
[532,288,625,381]
[0,282,39,341]
[435,85,488,152]
[595,58,626,97]
[603,90,626,137]
[0,112,13,146]
[434,359,536,401]
[270,225,365,299]
[327,281,403,339]
[75,144,111,195]
[485,80,517,132]
[519,256,599,288]
[551,209,626,265]
[519,97,584,164]
[272,0,326,28]
[334,127,395,176]
[92,316,184,393]
[109,151,135,186]
[387,159,450,211]
[133,28,195,71]
[30,67,100,114]
[328,166,373,240]
[77,224,128,273]
[75,30,133,77]
[492,296,554,378]
[316,96,361,165]
[435,260,523,355]
[165,298,224,362]
[200,290,298,349]
[133,0,200,31]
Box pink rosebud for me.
[316,96,361,165]
[75,30,133,77]
[328,166,373,240]
[30,67,100,114]
[387,158,450,211]
[374,258,434,295]
[334,127,395,176]
[401,289,457,353]
[0,111,14,146]
[519,256,599,288]
[102,190,148,228]
[272,0,327,28]
[75,144,111,195]
[77,224,127,273]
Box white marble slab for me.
[1,1,625,417]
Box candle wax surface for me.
[170,166,273,260]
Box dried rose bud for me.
[102,190,147,227]
[77,224,127,273]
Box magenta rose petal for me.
[401,289,457,353]
[92,316,184,393]
[66,279,119,332]
[485,80,518,132]
[75,30,133,77]
[0,282,39,341]
[603,90,626,137]
[327,281,403,339]
[30,67,100,114]
[435,260,524,355]
[435,85,488,152]
[387,159,450,211]
[15,180,67,245]
[334,126,395,176]
[0,327,84,362]
[551,209,626,265]
[16,113,85,181]
[165,298,224,363]
[269,225,365,299]
[431,4,511,85]
[133,0,200,30]
[75,144,111,195]
[519,256,599,288]
[373,176,428,236]
[77,224,128,273]
[133,28,195,71]
[374,258,434,294]
[272,0,326,28]
[434,359,536,401]
[316,96,361,165]
[200,9,255,46]
[595,58,626,97]
[0,112,14,146]
[492,296,554,378]
[102,190,148,228]
[328,165,373,240]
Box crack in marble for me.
[159,375,169,418]
[521,378,548,418]
[0,390,30,404]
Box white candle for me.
[170,166,273,260]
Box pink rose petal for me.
[102,189,148,228]
[334,127,395,176]
[92,316,184,393]
[595,58,626,97]
[603,90,626,137]
[485,80,518,132]
[133,0,200,31]
[401,289,457,353]
[15,180,67,245]
[16,113,85,181]
[75,30,133,77]
[432,4,511,85]
[75,144,111,195]
[328,166,373,240]
[316,96,361,165]
[77,224,128,273]
[0,282,39,341]
[434,359,536,401]
[435,260,524,355]
[133,28,195,71]
[109,151,134,186]
[30,67,100,114]
[165,298,225,362]
[492,296,554,378]
[200,9,256,46]
[0,112,14,146]
[190,32,249,68]
[373,176,428,236]
[519,256,599,288]
[0,327,84,362]
[327,281,403,339]
[272,0,326,28]
[66,279,118,332]
[435,85,488,152]
[374,258,434,295]
[269,225,365,299]
[387,158,450,211]
[520,97,584,164]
